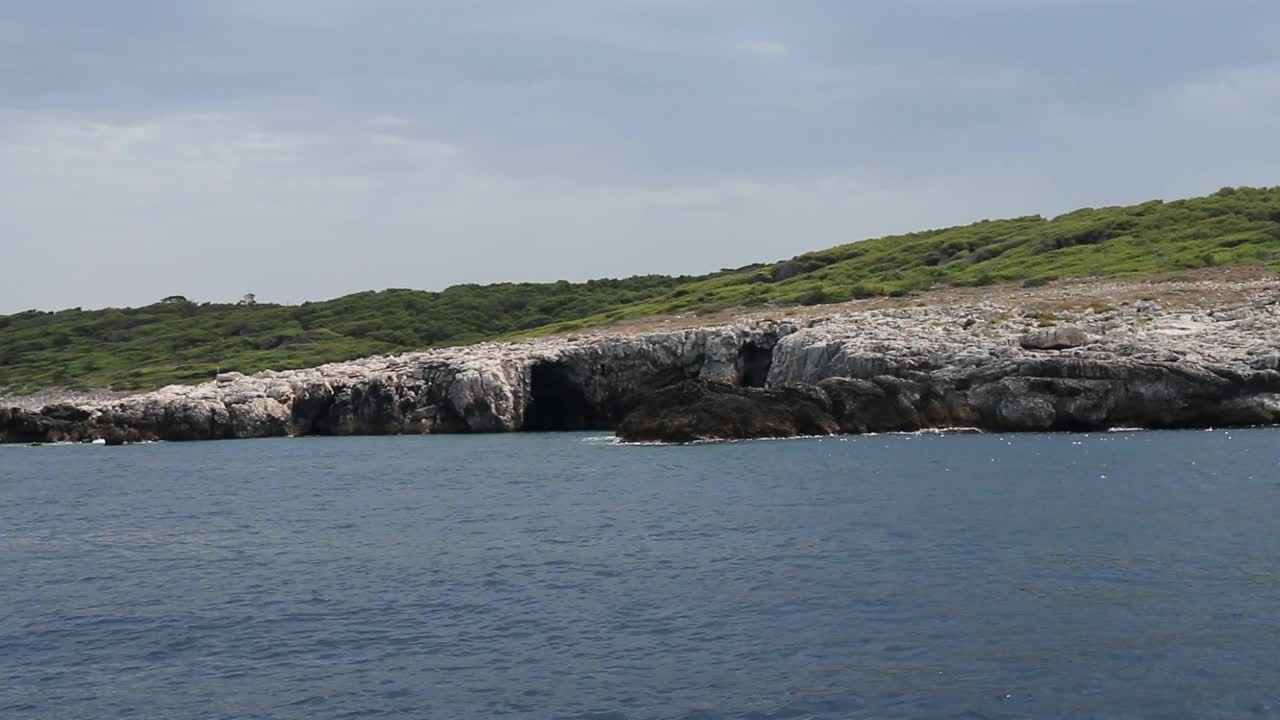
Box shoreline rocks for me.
[618,381,839,443]
[4,280,1280,445]
[1020,326,1091,350]
[616,358,1280,443]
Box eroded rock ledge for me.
[4,277,1280,444]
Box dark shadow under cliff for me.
[523,362,609,431]
[737,342,773,388]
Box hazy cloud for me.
[735,39,789,60]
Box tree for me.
[160,295,189,304]
[238,293,257,306]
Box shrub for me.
[797,288,831,306]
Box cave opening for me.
[291,395,336,436]
[524,362,605,431]
[738,343,774,388]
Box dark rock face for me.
[817,376,952,433]
[963,360,1280,432]
[613,359,1280,442]
[39,404,93,423]
[617,381,840,443]
[0,406,94,444]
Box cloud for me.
[220,0,371,27]
[0,111,1072,312]
[1,1,1279,312]
[735,39,789,60]
[1173,63,1280,131]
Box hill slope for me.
[3,186,1278,392]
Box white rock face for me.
[1019,326,1091,350]
[767,295,1280,386]
[4,278,1280,443]
[5,322,792,441]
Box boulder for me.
[818,376,927,433]
[1020,326,1090,351]
[1252,354,1280,371]
[617,381,839,443]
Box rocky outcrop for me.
[1020,325,1090,350]
[615,360,1280,442]
[0,406,86,444]
[617,381,839,443]
[4,278,1280,444]
[1,323,796,443]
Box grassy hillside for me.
[3,186,1278,392]
[0,275,704,392]
[529,185,1280,334]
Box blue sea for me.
[2,430,1279,719]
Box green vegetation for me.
[530,185,1280,333]
[3,186,1278,392]
[0,276,697,392]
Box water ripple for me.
[2,431,1279,719]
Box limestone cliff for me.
[4,276,1279,444]
[0,323,793,443]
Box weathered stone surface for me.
[4,279,1280,444]
[818,377,933,433]
[1020,326,1090,350]
[617,381,839,443]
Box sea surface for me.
[2,430,1278,720]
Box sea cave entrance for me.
[523,362,606,431]
[738,343,773,388]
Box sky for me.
[1,0,1278,313]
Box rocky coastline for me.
[4,275,1279,445]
